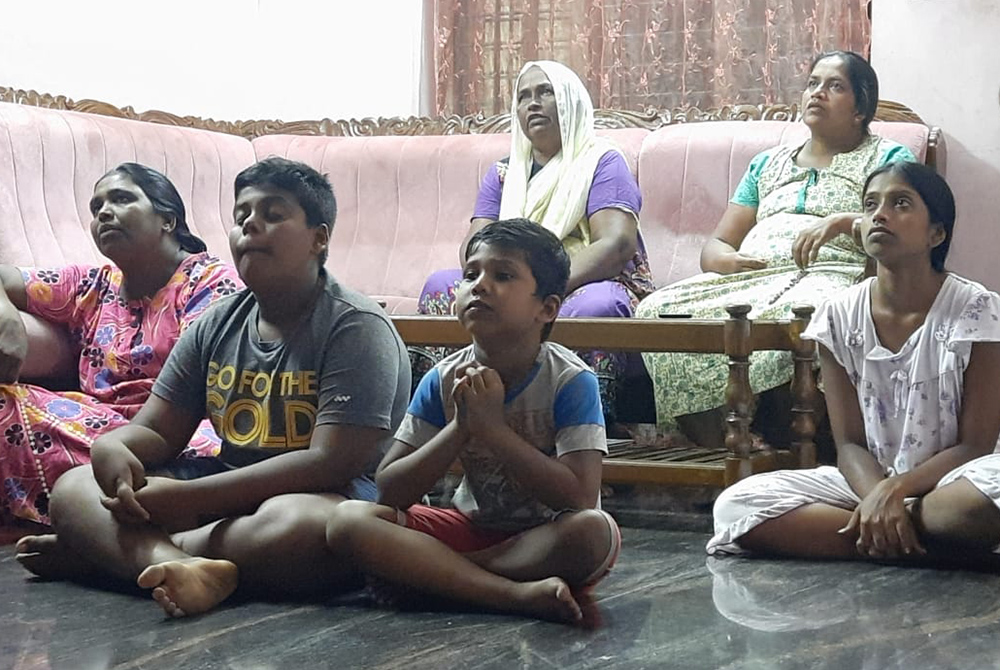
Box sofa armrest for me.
[19,312,77,382]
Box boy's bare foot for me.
[514,577,583,624]
[136,557,238,618]
[571,585,603,630]
[15,534,94,581]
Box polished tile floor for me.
[3,525,1000,670]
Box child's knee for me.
[919,480,1000,540]
[248,494,338,547]
[253,493,307,524]
[325,500,391,549]
[561,509,619,572]
[712,479,752,528]
[49,465,99,525]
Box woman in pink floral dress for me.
[0,163,241,525]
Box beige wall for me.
[0,0,424,122]
[872,0,1000,289]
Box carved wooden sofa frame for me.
[0,87,937,152]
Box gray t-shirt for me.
[153,272,410,472]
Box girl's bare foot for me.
[513,577,583,624]
[15,534,95,581]
[136,557,238,618]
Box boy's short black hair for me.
[863,161,956,272]
[234,157,336,264]
[466,218,570,340]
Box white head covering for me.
[498,61,622,254]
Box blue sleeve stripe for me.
[553,371,605,430]
[730,150,771,208]
[407,368,446,428]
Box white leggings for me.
[707,454,1000,555]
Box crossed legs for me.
[726,475,1000,561]
[325,501,618,624]
[16,466,357,617]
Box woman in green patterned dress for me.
[635,51,916,445]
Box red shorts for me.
[401,505,515,553]
[399,504,622,586]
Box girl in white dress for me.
[709,162,1000,561]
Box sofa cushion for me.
[0,101,255,268]
[253,128,648,313]
[637,120,931,288]
[1,99,931,310]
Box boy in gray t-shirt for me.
[21,158,409,619]
[153,269,407,477]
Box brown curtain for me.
[429,0,871,116]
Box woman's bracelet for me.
[851,217,864,247]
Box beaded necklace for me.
[766,268,808,306]
[15,392,90,502]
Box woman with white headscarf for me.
[415,61,654,418]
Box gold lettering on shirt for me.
[284,400,317,446]
[206,363,319,449]
[238,369,274,397]
[279,371,317,395]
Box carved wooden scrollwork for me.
[0,86,927,139]
[0,87,76,111]
[872,99,926,124]
[594,108,663,129]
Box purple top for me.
[470,149,655,303]
[472,150,642,221]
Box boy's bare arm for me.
[92,393,201,482]
[481,425,603,510]
[137,422,386,526]
[376,423,467,509]
[125,395,204,462]
[458,366,603,509]
[90,394,202,523]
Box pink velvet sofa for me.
[0,94,936,484]
[0,100,933,316]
